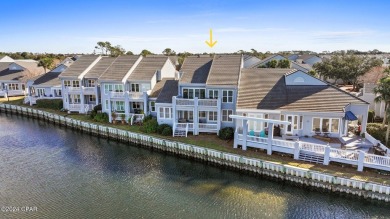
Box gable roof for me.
[59,55,100,78]
[128,56,168,81]
[99,55,140,82]
[31,71,61,86]
[179,56,212,84]
[156,80,178,103]
[249,54,286,68]
[0,61,44,82]
[84,57,116,78]
[206,55,242,86]
[149,78,175,98]
[237,68,366,112]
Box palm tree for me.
[38,57,54,73]
[373,76,390,127]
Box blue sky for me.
[2,0,390,54]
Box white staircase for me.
[298,151,324,164]
[173,123,188,137]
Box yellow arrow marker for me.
[205,29,217,48]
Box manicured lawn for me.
[2,97,390,185]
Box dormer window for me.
[293,77,305,83]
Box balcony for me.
[83,87,95,94]
[175,97,218,108]
[110,91,143,100]
[69,103,81,111]
[67,87,81,93]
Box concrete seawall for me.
[1,103,390,202]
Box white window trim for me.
[222,90,233,103]
[222,109,233,122]
[159,107,172,119]
[312,117,340,133]
[149,101,156,112]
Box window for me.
[37,89,45,96]
[248,114,263,131]
[72,81,80,87]
[113,101,125,112]
[71,94,80,103]
[89,95,96,102]
[280,114,285,128]
[64,80,71,87]
[208,90,218,99]
[208,111,218,121]
[199,111,206,118]
[87,80,95,87]
[8,84,19,90]
[222,90,233,103]
[105,100,109,110]
[312,118,340,133]
[182,88,205,99]
[132,102,141,110]
[264,114,269,128]
[104,84,123,94]
[150,101,155,112]
[114,84,124,92]
[159,107,172,119]
[131,84,140,92]
[293,77,305,83]
[222,109,233,122]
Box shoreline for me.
[1,103,390,202]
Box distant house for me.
[288,54,322,66]
[232,68,368,150]
[243,55,261,68]
[0,60,45,97]
[0,55,14,62]
[249,54,286,68]
[26,61,74,105]
[358,66,387,118]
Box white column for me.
[95,85,99,105]
[143,92,148,115]
[323,145,331,165]
[108,98,112,123]
[217,98,222,134]
[267,123,274,155]
[194,97,199,135]
[293,140,300,160]
[80,80,85,113]
[124,92,130,121]
[172,96,177,125]
[242,119,248,150]
[357,150,365,172]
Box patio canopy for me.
[345,111,358,121]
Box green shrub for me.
[141,118,158,133]
[218,127,234,140]
[94,112,109,123]
[36,99,63,110]
[367,123,387,146]
[157,124,171,134]
[161,126,173,136]
[143,115,153,123]
[368,110,375,123]
[93,104,102,112]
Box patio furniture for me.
[259,130,267,138]
[282,134,299,141]
[323,132,330,138]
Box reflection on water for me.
[0,114,389,219]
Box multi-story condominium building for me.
[26,61,73,105]
[0,59,44,97]
[154,55,243,136]
[59,55,113,113]
[98,55,176,122]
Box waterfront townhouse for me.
[232,68,369,150]
[25,62,70,105]
[0,60,44,97]
[155,55,243,136]
[59,55,111,113]
[99,55,176,122]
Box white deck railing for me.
[69,104,81,111]
[198,99,218,107]
[272,139,295,148]
[365,154,390,167]
[176,98,195,106]
[198,123,218,131]
[330,148,359,162]
[299,142,326,154]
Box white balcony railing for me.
[69,104,81,111]
[128,92,143,99]
[110,91,143,99]
[110,92,125,98]
[198,99,218,107]
[198,123,218,131]
[83,87,95,93]
[67,87,81,92]
[176,98,195,106]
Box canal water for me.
[1,114,390,219]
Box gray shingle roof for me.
[59,55,100,78]
[149,78,175,98]
[99,55,140,81]
[156,80,178,103]
[84,57,116,78]
[237,68,366,112]
[128,56,168,81]
[179,56,212,84]
[32,71,61,86]
[0,61,44,82]
[206,55,242,86]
